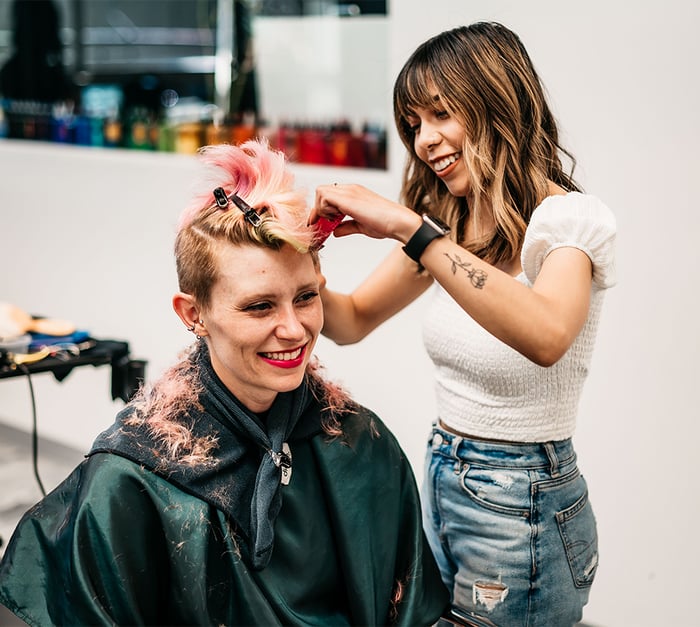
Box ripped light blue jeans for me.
[422,423,598,627]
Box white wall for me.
[253,15,389,130]
[1,1,699,624]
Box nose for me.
[414,122,441,152]
[275,306,306,341]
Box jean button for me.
[432,433,444,447]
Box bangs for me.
[394,59,439,130]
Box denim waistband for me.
[430,422,576,477]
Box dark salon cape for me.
[0,395,447,625]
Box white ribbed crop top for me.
[422,192,617,442]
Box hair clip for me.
[211,187,263,227]
[213,186,229,209]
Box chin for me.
[444,181,469,197]
[274,372,307,393]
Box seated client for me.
[0,139,449,626]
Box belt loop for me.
[450,435,463,458]
[544,442,560,477]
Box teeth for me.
[433,153,460,172]
[262,347,303,361]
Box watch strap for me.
[402,218,447,263]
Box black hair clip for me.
[211,186,263,227]
[213,186,229,209]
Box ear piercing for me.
[186,318,205,334]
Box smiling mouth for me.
[260,346,304,361]
[258,344,308,370]
[432,152,461,173]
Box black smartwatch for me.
[402,214,451,263]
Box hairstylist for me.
[311,22,616,627]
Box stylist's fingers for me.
[312,183,404,241]
[331,219,363,238]
[311,183,343,224]
[313,183,378,222]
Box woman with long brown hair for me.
[313,22,616,626]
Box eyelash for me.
[245,302,271,312]
[297,290,319,303]
[243,291,319,313]
[407,110,449,132]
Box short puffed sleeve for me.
[521,192,616,289]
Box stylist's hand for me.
[312,183,421,244]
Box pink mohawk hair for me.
[177,139,309,237]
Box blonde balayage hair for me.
[393,22,581,265]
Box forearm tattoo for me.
[444,253,488,289]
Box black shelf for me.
[0,338,146,403]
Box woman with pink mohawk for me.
[0,139,449,626]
